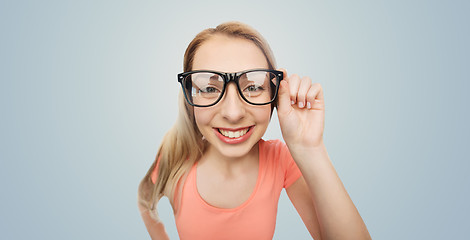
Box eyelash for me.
[244,85,264,92]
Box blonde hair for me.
[137,21,277,221]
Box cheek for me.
[194,108,213,130]
[253,106,272,124]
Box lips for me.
[214,126,254,144]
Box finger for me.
[277,68,297,107]
[306,83,324,110]
[296,76,311,109]
[316,83,324,101]
[286,74,301,105]
[277,68,289,105]
[278,68,288,80]
[277,68,289,99]
[276,79,292,116]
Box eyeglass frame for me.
[177,69,284,107]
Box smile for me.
[214,126,254,144]
[218,128,250,138]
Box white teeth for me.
[219,128,249,138]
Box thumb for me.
[276,71,292,116]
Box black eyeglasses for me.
[177,69,283,107]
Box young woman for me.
[138,22,371,240]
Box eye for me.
[244,84,264,92]
[200,86,220,93]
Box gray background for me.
[1,0,469,239]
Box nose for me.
[219,83,246,122]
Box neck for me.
[199,141,259,175]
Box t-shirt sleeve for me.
[149,156,180,209]
[280,143,302,189]
[150,156,161,184]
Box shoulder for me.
[259,139,301,188]
[259,139,291,166]
[259,138,285,151]
[260,139,289,155]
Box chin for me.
[212,140,259,159]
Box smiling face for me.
[192,34,272,159]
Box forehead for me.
[192,34,269,72]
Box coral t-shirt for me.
[151,139,302,240]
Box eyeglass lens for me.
[183,71,278,106]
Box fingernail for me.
[298,102,304,108]
[315,99,321,103]
[307,102,311,109]
[291,100,295,105]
